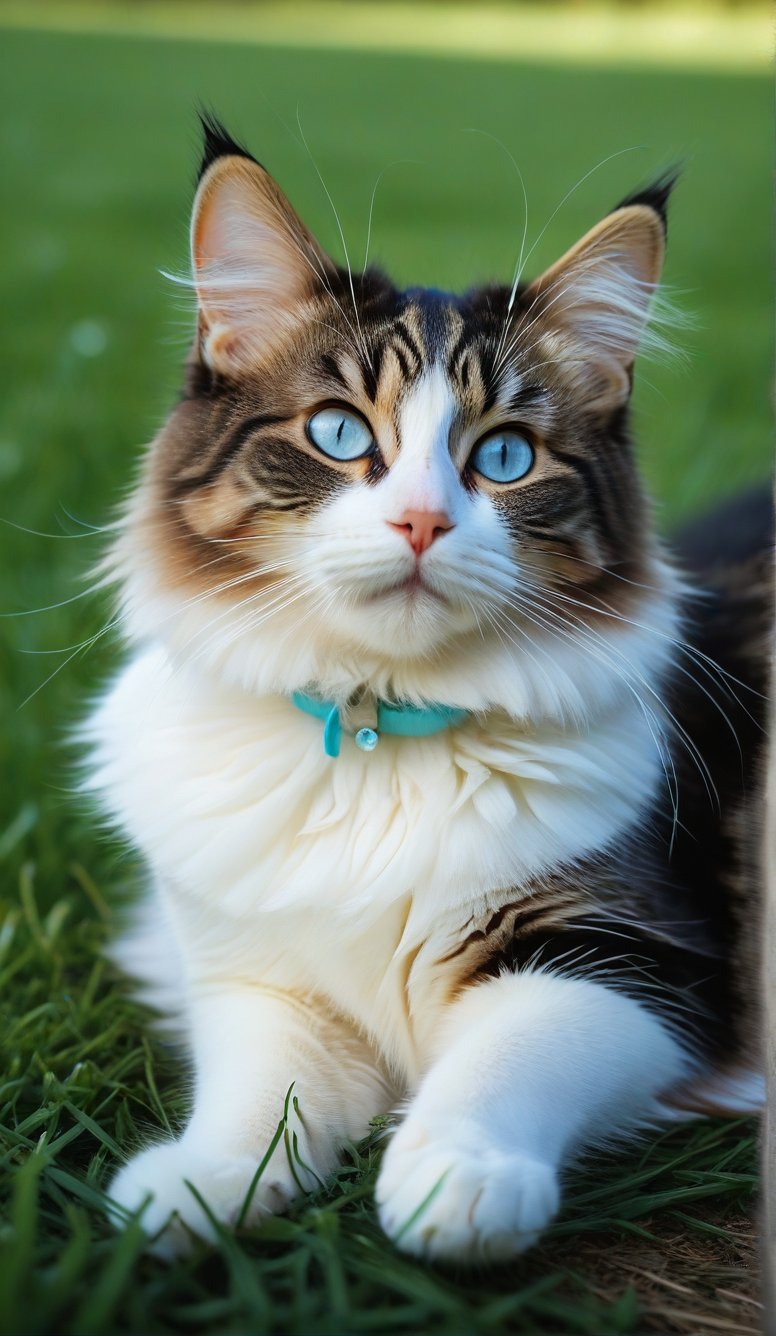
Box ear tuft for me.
[612,168,681,237]
[197,108,257,183]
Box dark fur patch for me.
[613,168,681,234]
[197,109,257,183]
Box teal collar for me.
[291,690,470,758]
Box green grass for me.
[0,9,770,1334]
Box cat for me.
[84,114,770,1262]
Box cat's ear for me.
[522,178,675,410]
[191,120,336,375]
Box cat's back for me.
[670,483,771,811]
[662,484,772,1068]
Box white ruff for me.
[86,646,660,926]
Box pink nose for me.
[387,509,455,557]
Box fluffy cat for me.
[84,115,770,1261]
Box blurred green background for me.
[0,4,771,1332]
[0,2,772,824]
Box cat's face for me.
[117,121,680,714]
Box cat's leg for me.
[110,987,391,1255]
[377,970,690,1262]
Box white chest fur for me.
[85,645,661,1066]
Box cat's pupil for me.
[336,418,345,443]
[500,441,508,470]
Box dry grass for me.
[551,1209,761,1333]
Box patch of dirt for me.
[554,1207,762,1334]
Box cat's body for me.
[87,118,769,1260]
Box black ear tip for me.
[196,107,256,182]
[614,167,681,234]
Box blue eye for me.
[306,407,374,461]
[469,430,534,484]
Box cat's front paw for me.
[108,1140,302,1257]
[376,1121,560,1263]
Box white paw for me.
[107,1139,304,1257]
[376,1121,560,1262]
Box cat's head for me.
[114,117,682,720]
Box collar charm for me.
[355,726,380,753]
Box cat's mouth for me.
[368,570,447,603]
